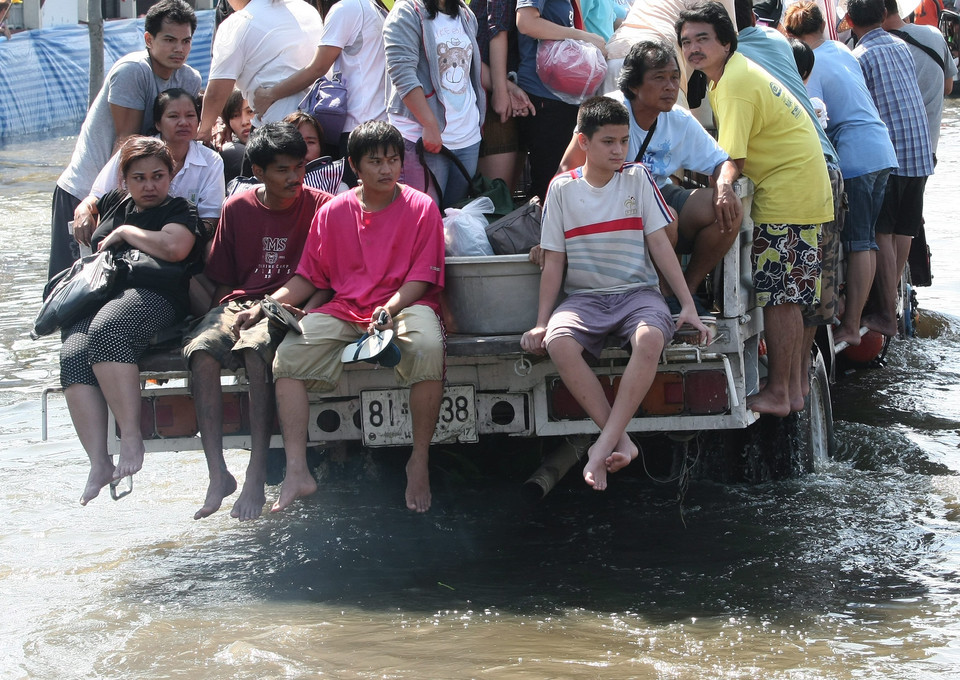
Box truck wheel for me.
[802,346,836,471]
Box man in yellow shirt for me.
[677,1,833,418]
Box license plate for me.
[360,385,478,446]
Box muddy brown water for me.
[1,103,959,678]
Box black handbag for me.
[118,248,191,289]
[32,249,119,338]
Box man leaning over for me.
[677,1,833,416]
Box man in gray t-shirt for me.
[48,0,201,279]
[883,0,957,153]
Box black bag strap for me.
[889,28,945,70]
[634,117,659,163]
[415,139,475,207]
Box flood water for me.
[1,104,959,679]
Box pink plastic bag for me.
[536,39,608,105]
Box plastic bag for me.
[443,196,495,256]
[536,39,608,105]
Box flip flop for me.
[262,295,303,334]
[109,474,133,500]
[340,329,401,367]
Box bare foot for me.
[583,442,614,490]
[231,480,267,521]
[605,432,639,474]
[113,438,145,480]
[80,460,116,505]
[832,325,863,347]
[862,313,897,338]
[405,458,431,512]
[746,389,791,417]
[790,392,806,413]
[270,469,317,513]
[194,472,238,520]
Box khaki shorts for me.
[182,300,288,371]
[272,304,445,392]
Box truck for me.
[40,178,840,499]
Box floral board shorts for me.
[752,222,822,308]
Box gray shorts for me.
[544,287,675,359]
[658,182,693,215]
[182,300,287,372]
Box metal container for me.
[442,254,541,334]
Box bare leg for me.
[585,327,663,488]
[834,250,875,346]
[190,351,237,520]
[406,379,441,512]
[747,303,802,417]
[863,233,899,337]
[64,384,115,505]
[271,377,317,512]
[91,362,146,480]
[548,330,662,490]
[678,188,741,295]
[231,349,273,521]
[894,234,912,287]
[477,151,518,191]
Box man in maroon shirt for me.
[182,122,331,521]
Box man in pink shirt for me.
[236,121,446,513]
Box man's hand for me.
[367,306,394,336]
[211,117,230,152]
[72,201,98,246]
[233,303,263,337]
[521,326,548,354]
[253,85,277,117]
[528,245,545,270]
[713,181,742,234]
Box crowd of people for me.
[47,0,954,517]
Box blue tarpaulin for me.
[0,10,213,140]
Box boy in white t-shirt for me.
[521,96,712,491]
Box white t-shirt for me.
[91,140,225,220]
[210,0,325,124]
[320,0,388,131]
[607,91,729,188]
[541,163,672,294]
[392,12,481,149]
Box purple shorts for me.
[544,287,675,359]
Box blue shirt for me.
[607,90,729,188]
[736,26,840,168]
[516,0,574,100]
[807,40,897,179]
[853,28,934,177]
